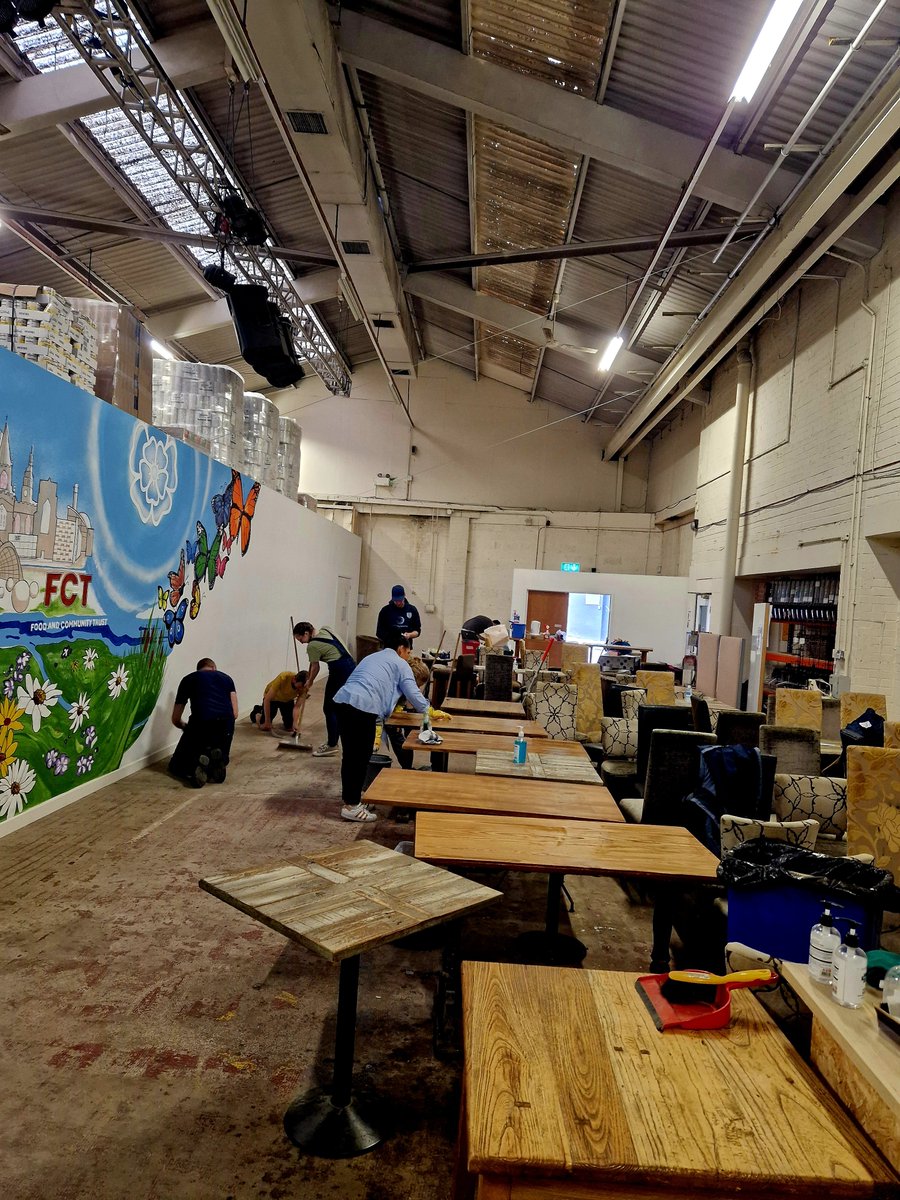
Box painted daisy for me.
[0,698,24,735]
[107,663,129,699]
[0,728,17,776]
[83,648,98,671]
[0,758,36,819]
[76,755,94,776]
[84,726,97,749]
[17,674,62,733]
[68,692,90,731]
[52,753,69,777]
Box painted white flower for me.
[129,428,178,527]
[68,692,90,731]
[17,673,62,733]
[0,758,36,819]
[108,663,129,699]
[82,648,98,671]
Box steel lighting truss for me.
[47,0,351,394]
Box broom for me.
[276,613,312,751]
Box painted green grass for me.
[0,619,169,816]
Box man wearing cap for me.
[376,583,421,647]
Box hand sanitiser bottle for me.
[831,925,867,1008]
[513,726,528,765]
[808,906,841,983]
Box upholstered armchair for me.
[598,716,638,798]
[635,670,676,705]
[772,773,847,854]
[534,681,578,741]
[774,687,822,732]
[846,745,900,875]
[759,725,820,775]
[840,691,887,730]
[571,662,603,743]
[720,815,820,855]
[560,643,589,674]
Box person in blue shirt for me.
[169,657,238,787]
[376,583,421,646]
[333,629,429,822]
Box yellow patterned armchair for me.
[846,745,900,876]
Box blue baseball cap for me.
[391,584,405,600]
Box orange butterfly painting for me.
[228,470,261,556]
[168,548,186,606]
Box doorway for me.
[525,590,568,637]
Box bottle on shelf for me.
[883,965,900,1016]
[807,906,841,983]
[831,925,867,1008]
[513,725,528,765]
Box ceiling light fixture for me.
[598,335,623,373]
[150,338,176,360]
[206,0,261,84]
[730,0,805,103]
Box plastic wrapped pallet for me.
[275,416,302,499]
[151,360,244,467]
[70,298,152,421]
[1,284,98,392]
[241,391,279,489]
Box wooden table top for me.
[199,840,500,962]
[386,712,548,737]
[365,769,623,823]
[401,731,586,758]
[442,698,526,718]
[476,749,600,785]
[461,961,898,1196]
[779,960,900,1166]
[415,813,718,881]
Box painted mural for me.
[0,349,260,824]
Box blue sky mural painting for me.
[0,349,260,823]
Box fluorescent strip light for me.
[206,0,261,84]
[731,0,804,102]
[150,338,176,360]
[598,335,623,373]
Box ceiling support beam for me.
[406,224,767,274]
[336,11,794,215]
[604,73,900,458]
[0,21,225,141]
[404,273,661,377]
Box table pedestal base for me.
[283,1087,381,1158]
[513,872,586,966]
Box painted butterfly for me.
[158,586,169,611]
[185,534,199,565]
[229,469,261,556]
[164,597,188,647]
[189,578,201,620]
[211,482,232,532]
[215,552,228,580]
[194,521,222,590]
[168,548,186,607]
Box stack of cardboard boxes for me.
[0,284,98,391]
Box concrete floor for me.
[2,708,655,1200]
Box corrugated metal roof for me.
[335,0,462,48]
[0,229,97,297]
[316,298,379,367]
[142,0,212,38]
[412,297,476,373]
[471,0,611,95]
[357,72,470,261]
[531,347,635,423]
[476,322,542,380]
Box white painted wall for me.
[273,358,650,511]
[511,569,691,664]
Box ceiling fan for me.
[540,293,599,357]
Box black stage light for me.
[0,1,18,36]
[217,191,267,247]
[15,0,57,28]
[226,284,303,388]
[202,263,236,292]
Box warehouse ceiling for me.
[0,0,898,450]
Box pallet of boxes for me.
[0,284,98,392]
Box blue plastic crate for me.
[727,883,882,961]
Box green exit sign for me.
[560,562,581,572]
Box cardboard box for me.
[70,299,153,423]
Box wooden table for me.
[443,697,525,719]
[199,841,500,1157]
[476,749,600,785]
[415,813,718,963]
[386,712,548,737]
[402,732,587,760]
[365,769,623,823]
[779,960,900,1167]
[459,961,899,1199]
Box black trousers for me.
[385,722,414,769]
[336,702,378,808]
[169,717,234,779]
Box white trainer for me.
[312,743,339,758]
[341,803,377,823]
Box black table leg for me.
[512,873,587,967]
[283,954,382,1158]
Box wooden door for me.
[526,590,568,637]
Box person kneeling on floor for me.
[333,631,438,823]
[250,670,308,733]
[169,657,238,787]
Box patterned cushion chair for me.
[598,716,638,798]
[635,670,676,705]
[720,815,820,856]
[534,681,577,741]
[885,720,900,749]
[620,688,645,722]
[560,643,589,674]
[522,649,546,673]
[715,710,765,749]
[846,745,900,875]
[774,687,822,732]
[839,691,887,731]
[484,653,514,702]
[772,773,847,854]
[759,725,820,775]
[571,663,603,743]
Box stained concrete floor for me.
[2,708,655,1200]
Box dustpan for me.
[635,973,732,1031]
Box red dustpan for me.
[635,968,777,1031]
